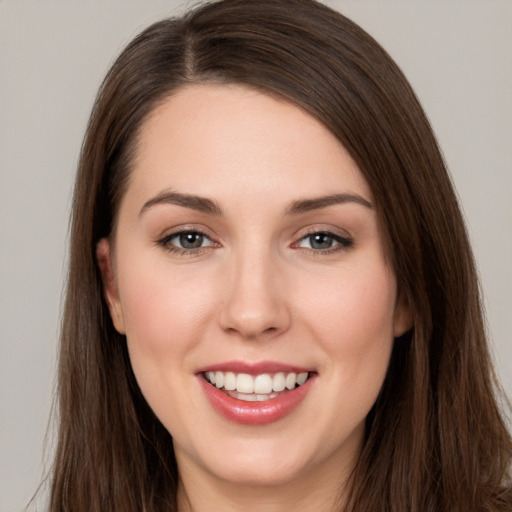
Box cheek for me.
[300,259,397,377]
[117,258,217,376]
[310,267,396,440]
[116,260,220,433]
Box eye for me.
[296,231,353,252]
[158,230,216,253]
[173,231,211,249]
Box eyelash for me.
[157,229,218,256]
[293,230,354,254]
[156,228,354,256]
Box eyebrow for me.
[139,190,372,218]
[139,191,222,217]
[285,193,373,214]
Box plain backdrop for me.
[1,1,511,510]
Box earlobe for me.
[393,292,414,338]
[96,238,126,334]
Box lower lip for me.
[199,375,315,425]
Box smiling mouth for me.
[203,371,311,402]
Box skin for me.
[97,84,412,512]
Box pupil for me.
[180,232,203,249]
[310,233,332,249]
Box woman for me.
[48,0,512,510]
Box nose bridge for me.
[219,240,290,339]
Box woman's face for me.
[98,84,411,492]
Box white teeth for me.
[272,372,286,392]
[236,373,254,393]
[224,371,236,391]
[228,390,280,402]
[297,372,308,385]
[285,372,297,390]
[205,370,310,396]
[215,371,224,389]
[254,374,273,394]
[229,391,257,401]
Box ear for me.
[96,238,126,334]
[393,290,413,338]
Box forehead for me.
[126,83,372,210]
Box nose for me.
[218,248,291,341]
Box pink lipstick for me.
[197,361,316,425]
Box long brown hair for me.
[49,0,512,510]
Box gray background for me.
[1,1,511,510]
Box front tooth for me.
[215,371,224,388]
[297,372,308,385]
[207,371,216,384]
[272,372,286,392]
[224,372,236,391]
[285,372,297,390]
[236,373,254,393]
[254,374,273,394]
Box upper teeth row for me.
[206,371,309,394]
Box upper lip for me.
[196,360,312,375]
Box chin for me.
[176,433,314,488]
[208,456,307,488]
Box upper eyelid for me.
[292,224,352,240]
[299,230,350,240]
[158,225,217,241]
